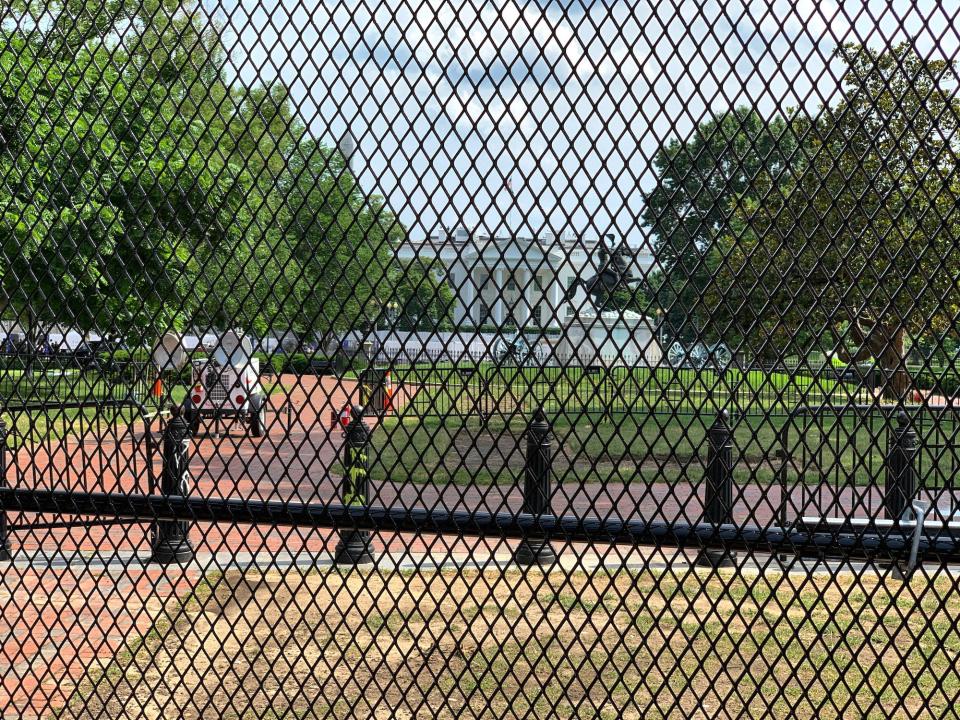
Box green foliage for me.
[913,368,960,397]
[1,1,403,344]
[642,107,800,343]
[278,139,401,339]
[276,353,331,375]
[607,285,653,316]
[2,37,182,339]
[387,258,455,330]
[711,44,960,395]
[98,348,151,363]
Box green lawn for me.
[394,364,874,418]
[0,363,155,446]
[0,368,286,447]
[3,404,146,448]
[373,363,947,488]
[365,410,958,489]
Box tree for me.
[189,82,306,335]
[0,2,263,342]
[1,36,202,341]
[279,139,402,342]
[0,1,319,341]
[642,107,801,343]
[387,259,455,331]
[710,44,960,398]
[2,1,403,347]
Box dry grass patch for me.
[61,566,960,719]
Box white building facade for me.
[396,229,655,330]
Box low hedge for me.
[148,351,339,380]
[96,348,151,363]
[257,352,336,375]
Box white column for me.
[532,274,545,327]
[462,270,476,326]
[549,280,562,327]
[518,269,531,327]
[494,267,505,325]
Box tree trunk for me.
[879,327,909,401]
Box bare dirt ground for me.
[61,566,960,720]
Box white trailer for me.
[180,331,266,437]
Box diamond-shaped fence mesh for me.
[3,1,960,717]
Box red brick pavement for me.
[0,373,924,718]
[0,375,358,718]
[1,375,561,718]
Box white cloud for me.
[216,0,960,240]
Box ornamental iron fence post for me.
[150,407,195,564]
[885,411,917,521]
[335,405,376,566]
[697,410,737,568]
[0,420,10,562]
[515,408,557,566]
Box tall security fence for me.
[3,1,960,718]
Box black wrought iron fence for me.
[778,406,960,527]
[0,354,155,410]
[392,362,875,419]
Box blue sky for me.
[212,0,959,247]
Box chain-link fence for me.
[3,1,960,717]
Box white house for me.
[395,228,655,329]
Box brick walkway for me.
[1,374,949,717]
[0,375,556,718]
[0,375,356,718]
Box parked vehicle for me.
[182,331,267,437]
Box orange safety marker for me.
[384,371,393,412]
[151,377,163,398]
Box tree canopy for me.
[280,139,401,340]
[642,107,801,343]
[0,0,401,344]
[386,258,455,331]
[709,43,960,396]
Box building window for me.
[507,279,516,292]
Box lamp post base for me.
[334,531,376,566]
[695,548,737,569]
[150,533,194,565]
[515,537,557,567]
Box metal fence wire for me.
[4,1,960,718]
